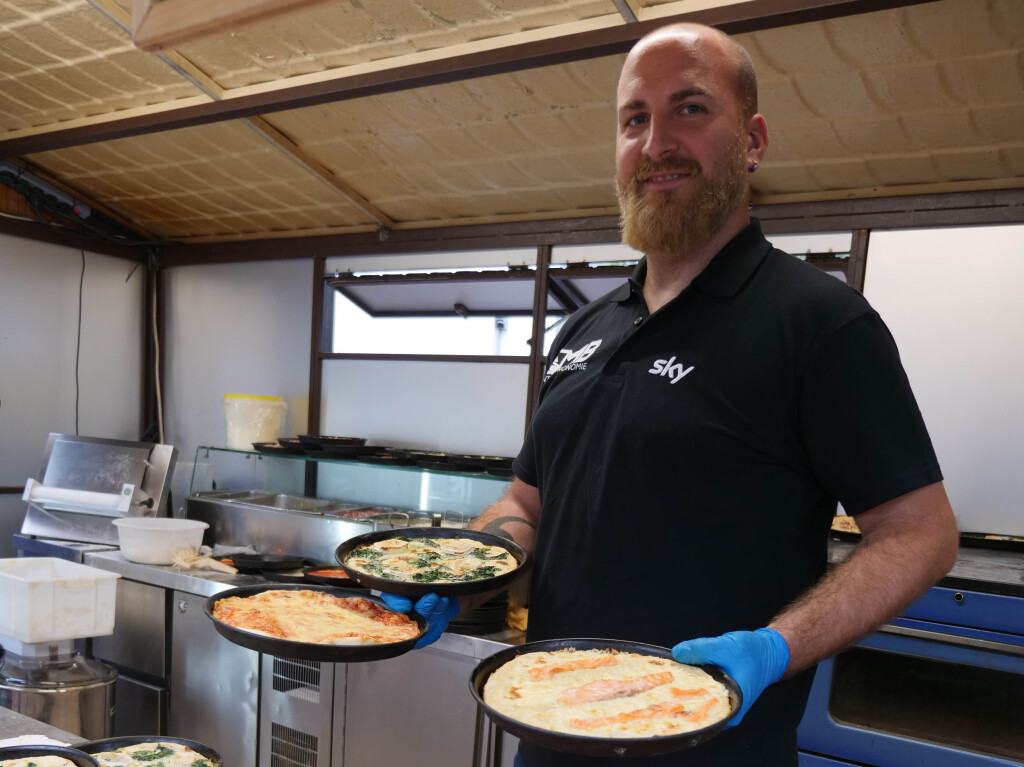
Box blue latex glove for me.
[671,628,790,727]
[380,592,460,649]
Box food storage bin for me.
[0,558,120,643]
[223,393,287,450]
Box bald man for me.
[392,23,959,767]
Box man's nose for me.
[643,113,678,158]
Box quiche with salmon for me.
[211,589,420,645]
[483,648,733,738]
[342,535,518,584]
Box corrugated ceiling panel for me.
[27,120,375,238]
[172,0,616,89]
[0,0,205,132]
[264,58,620,223]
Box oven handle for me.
[878,623,1024,657]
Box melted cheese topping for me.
[1,757,79,767]
[212,590,420,645]
[89,743,213,767]
[484,649,733,738]
[344,536,518,584]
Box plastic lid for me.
[0,652,117,689]
[224,394,285,401]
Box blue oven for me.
[797,572,1024,766]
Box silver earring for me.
[749,161,759,173]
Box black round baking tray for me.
[469,638,741,758]
[335,528,527,597]
[297,434,367,448]
[252,442,292,454]
[204,584,427,662]
[446,454,515,468]
[77,737,222,767]
[0,745,99,767]
[231,553,306,573]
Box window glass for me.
[332,291,535,355]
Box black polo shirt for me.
[512,220,941,767]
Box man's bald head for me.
[625,23,758,121]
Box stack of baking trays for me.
[448,591,510,635]
[250,435,516,476]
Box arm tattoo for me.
[481,515,537,542]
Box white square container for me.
[0,558,120,643]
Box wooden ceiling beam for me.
[158,188,1024,267]
[1,0,938,157]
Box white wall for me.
[322,359,528,457]
[162,259,313,509]
[864,224,1024,537]
[0,233,143,486]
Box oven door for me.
[797,620,1024,766]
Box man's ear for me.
[747,114,769,168]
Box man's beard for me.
[616,140,749,258]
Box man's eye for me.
[624,114,648,127]
[680,104,705,116]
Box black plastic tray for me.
[469,639,741,758]
[204,584,427,662]
[335,528,527,597]
[231,554,306,573]
[0,746,98,767]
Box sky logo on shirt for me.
[545,340,602,379]
[648,356,695,384]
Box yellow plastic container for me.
[223,393,287,449]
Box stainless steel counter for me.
[0,705,85,745]
[79,549,525,653]
[829,539,1024,594]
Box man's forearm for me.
[458,478,541,615]
[769,482,959,675]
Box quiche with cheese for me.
[484,648,733,738]
[211,589,420,645]
[88,743,214,767]
[343,536,518,584]
[1,757,80,767]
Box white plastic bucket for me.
[223,393,287,449]
[112,517,209,565]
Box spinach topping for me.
[470,548,509,560]
[356,547,384,560]
[131,746,175,761]
[409,551,442,568]
[411,567,454,583]
[468,565,499,580]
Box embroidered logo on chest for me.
[648,356,695,384]
[545,340,602,379]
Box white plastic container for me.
[112,517,209,565]
[0,558,121,643]
[223,393,287,449]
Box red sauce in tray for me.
[307,568,351,578]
